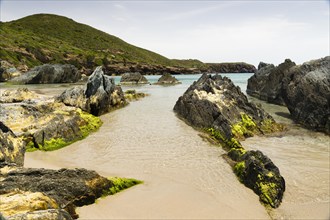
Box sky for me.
[1,0,329,66]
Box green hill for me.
[0,13,201,69]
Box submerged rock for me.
[154,73,181,85]
[120,72,149,84]
[247,59,296,105]
[282,56,330,134]
[9,64,80,84]
[124,89,147,101]
[174,73,285,208]
[57,66,126,116]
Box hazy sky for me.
[1,0,329,66]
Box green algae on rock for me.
[102,177,143,196]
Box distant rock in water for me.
[247,59,296,105]
[154,73,181,85]
[57,66,126,116]
[174,73,285,208]
[10,64,80,84]
[207,62,256,73]
[120,72,149,84]
[282,56,330,134]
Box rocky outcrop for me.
[120,72,149,84]
[174,73,285,208]
[282,56,330,134]
[247,59,296,105]
[0,167,112,218]
[207,62,256,73]
[247,56,330,134]
[0,88,41,103]
[234,150,285,208]
[0,122,25,167]
[57,66,126,116]
[9,64,80,84]
[0,89,102,152]
[104,63,201,76]
[154,73,181,85]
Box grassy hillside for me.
[0,14,191,69]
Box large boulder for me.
[120,72,149,84]
[0,89,102,152]
[174,74,285,208]
[0,122,25,167]
[57,66,126,116]
[9,64,80,84]
[154,73,181,85]
[174,74,282,140]
[0,167,112,219]
[282,56,330,134]
[247,59,296,105]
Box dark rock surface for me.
[57,66,126,116]
[234,150,285,208]
[247,56,330,133]
[154,73,181,85]
[6,209,73,220]
[0,167,112,216]
[0,122,25,167]
[10,64,80,84]
[282,56,330,133]
[207,62,256,73]
[247,59,296,105]
[173,73,285,208]
[120,72,149,84]
[174,73,280,140]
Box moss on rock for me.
[102,177,143,197]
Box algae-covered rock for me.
[120,72,149,84]
[174,73,282,142]
[57,66,126,116]
[0,122,25,167]
[9,64,80,84]
[154,73,181,85]
[234,151,285,208]
[173,73,285,208]
[0,90,102,152]
[0,166,142,219]
[124,89,147,101]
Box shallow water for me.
[18,73,329,219]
